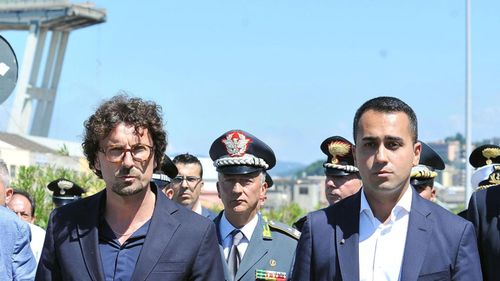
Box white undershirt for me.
[219,212,258,260]
[359,186,412,281]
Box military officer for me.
[410,141,445,201]
[47,178,85,208]
[467,144,500,280]
[151,154,178,198]
[293,136,362,230]
[210,129,299,281]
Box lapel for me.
[130,186,181,281]
[214,213,232,281]
[336,191,361,281]
[235,215,268,281]
[399,191,432,281]
[76,190,106,281]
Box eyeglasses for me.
[100,144,154,163]
[172,176,201,186]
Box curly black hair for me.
[82,94,167,178]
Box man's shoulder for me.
[266,219,301,241]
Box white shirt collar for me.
[360,185,413,222]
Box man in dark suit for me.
[36,95,223,281]
[169,153,217,220]
[210,130,299,281]
[292,96,482,281]
[467,144,500,281]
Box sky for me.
[1,1,500,165]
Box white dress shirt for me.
[29,223,46,264]
[359,186,412,281]
[219,212,258,260]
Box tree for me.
[261,202,308,226]
[11,165,105,229]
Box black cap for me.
[469,144,500,168]
[152,154,178,189]
[209,130,276,175]
[320,136,358,176]
[47,178,85,207]
[410,141,445,186]
[265,173,274,188]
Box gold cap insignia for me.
[328,141,350,164]
[482,147,500,165]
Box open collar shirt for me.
[359,185,413,281]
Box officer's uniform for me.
[293,136,360,231]
[210,129,299,281]
[47,178,85,208]
[410,141,445,194]
[151,154,178,189]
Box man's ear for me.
[5,187,13,204]
[413,141,422,166]
[164,188,174,200]
[95,157,101,170]
[353,145,357,166]
[216,182,221,199]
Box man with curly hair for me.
[36,95,224,281]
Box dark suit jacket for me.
[467,184,500,281]
[201,207,217,220]
[36,185,224,281]
[292,189,482,281]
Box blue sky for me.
[1,1,500,164]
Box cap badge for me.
[222,131,252,157]
[328,141,350,164]
[57,180,74,195]
[482,147,500,165]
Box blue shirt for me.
[0,206,36,281]
[98,217,150,281]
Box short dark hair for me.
[12,189,35,217]
[82,94,167,178]
[353,96,418,143]
[173,153,203,178]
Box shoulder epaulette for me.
[268,220,301,240]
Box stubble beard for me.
[111,181,145,196]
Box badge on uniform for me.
[255,269,286,281]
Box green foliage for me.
[56,144,70,156]
[11,165,105,229]
[261,202,308,226]
[294,160,324,178]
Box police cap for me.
[320,136,358,177]
[209,130,276,175]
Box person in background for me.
[293,136,362,230]
[467,144,500,281]
[8,189,46,264]
[170,153,216,219]
[151,154,178,199]
[46,178,85,208]
[410,141,445,201]
[0,159,36,280]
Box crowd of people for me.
[1,95,499,280]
